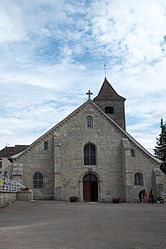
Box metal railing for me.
[0,176,26,191]
[0,176,33,201]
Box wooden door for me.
[83,174,98,202]
[83,181,90,202]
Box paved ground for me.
[0,201,166,249]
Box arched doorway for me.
[83,173,98,202]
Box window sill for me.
[84,165,97,168]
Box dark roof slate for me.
[93,77,125,101]
[0,145,29,157]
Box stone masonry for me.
[10,78,166,202]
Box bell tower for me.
[93,77,126,130]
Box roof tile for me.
[0,145,29,157]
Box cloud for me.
[87,0,166,65]
[0,0,166,153]
[0,4,26,43]
[0,130,14,135]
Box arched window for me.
[105,106,114,114]
[84,143,96,165]
[44,141,48,150]
[134,173,143,186]
[33,172,43,188]
[131,149,136,157]
[87,116,93,128]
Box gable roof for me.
[0,145,29,158]
[11,99,161,164]
[93,77,126,101]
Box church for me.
[9,78,166,202]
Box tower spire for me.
[93,78,126,130]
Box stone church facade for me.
[9,78,166,202]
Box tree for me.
[154,118,166,174]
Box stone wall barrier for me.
[0,191,17,207]
[0,190,31,207]
[17,191,31,201]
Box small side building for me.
[0,145,29,175]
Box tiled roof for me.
[0,145,29,158]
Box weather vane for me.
[86,90,93,100]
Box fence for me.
[0,176,27,191]
[0,176,33,205]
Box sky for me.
[0,0,166,153]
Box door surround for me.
[83,173,98,202]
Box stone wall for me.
[161,174,166,193]
[11,101,126,201]
[1,157,11,174]
[122,138,162,202]
[93,99,126,130]
[10,101,165,202]
[17,191,31,201]
[12,133,55,200]
[0,191,31,207]
[54,102,125,202]
[0,191,17,207]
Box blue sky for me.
[0,0,166,153]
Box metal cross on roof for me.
[86,90,93,100]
